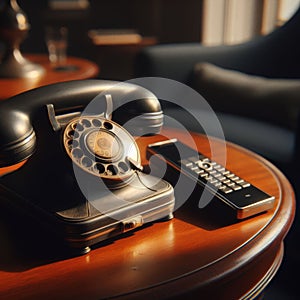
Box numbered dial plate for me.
[63,116,140,181]
[86,130,121,160]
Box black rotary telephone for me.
[0,80,175,254]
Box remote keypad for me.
[181,156,250,194]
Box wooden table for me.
[0,54,99,100]
[0,129,295,300]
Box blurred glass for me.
[45,26,68,67]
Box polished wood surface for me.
[0,129,295,300]
[0,54,99,100]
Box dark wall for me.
[14,0,203,79]
[88,0,203,43]
[18,0,203,52]
[18,0,49,54]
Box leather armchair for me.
[135,7,300,189]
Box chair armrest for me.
[134,43,251,83]
[191,63,300,131]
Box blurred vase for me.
[0,0,44,78]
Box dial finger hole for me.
[73,131,80,139]
[107,164,118,176]
[81,119,91,128]
[118,161,129,174]
[92,119,102,128]
[103,121,113,130]
[72,148,84,159]
[94,163,105,174]
[66,139,73,149]
[67,129,75,138]
[71,140,79,148]
[75,123,84,132]
[82,156,93,168]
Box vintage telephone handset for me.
[0,80,175,254]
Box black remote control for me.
[147,139,275,219]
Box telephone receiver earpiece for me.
[0,80,163,168]
[0,110,36,168]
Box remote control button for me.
[197,160,213,170]
[214,164,223,170]
[223,187,233,194]
[232,185,242,191]
[195,169,205,174]
[200,173,209,178]
[241,182,251,188]
[185,162,193,167]
[214,173,222,178]
[227,173,235,178]
[219,185,233,193]
[210,179,218,184]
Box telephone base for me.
[0,173,175,254]
[74,246,91,256]
[160,212,174,221]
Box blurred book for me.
[88,29,143,45]
[49,0,90,10]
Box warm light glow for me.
[85,255,91,263]
[0,160,27,177]
[129,222,175,259]
[16,13,27,30]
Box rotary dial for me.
[63,116,140,183]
